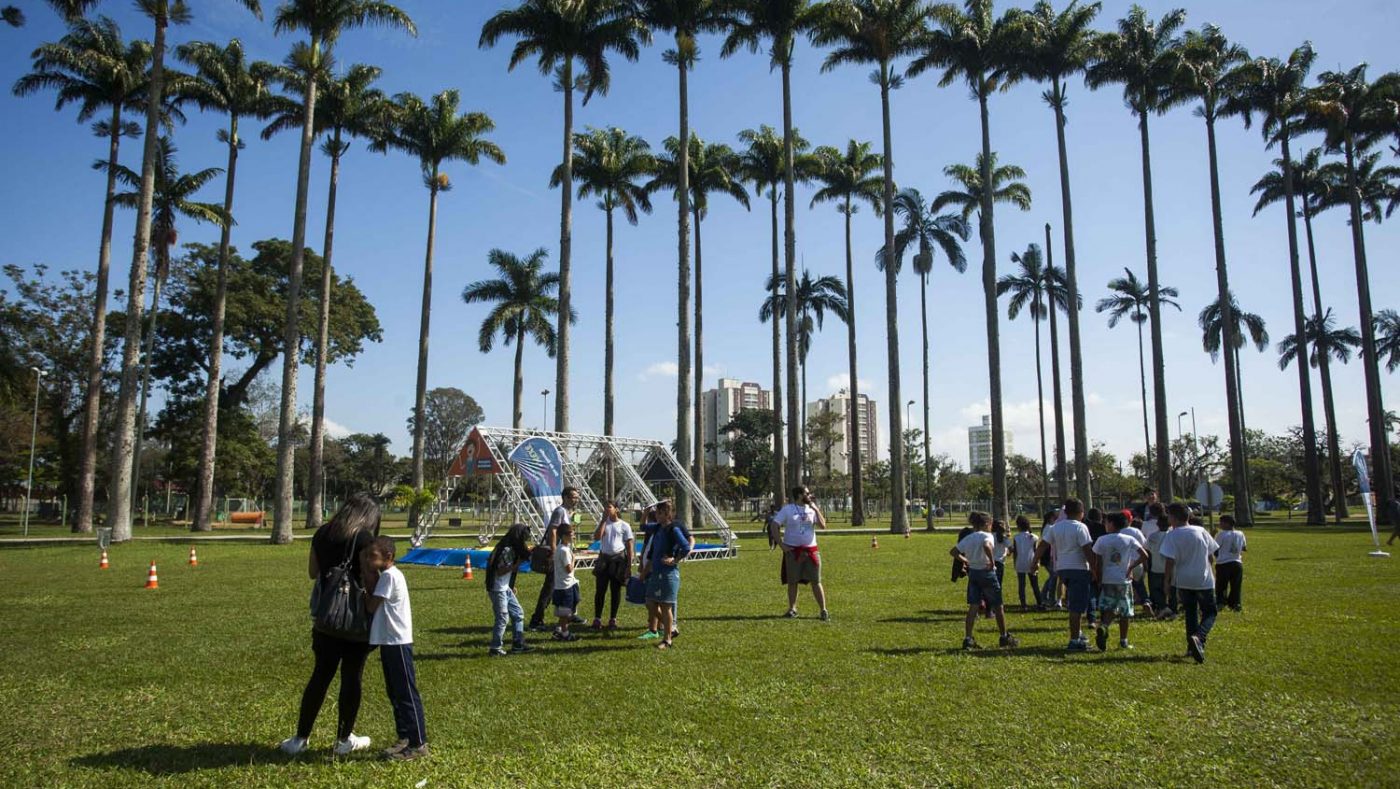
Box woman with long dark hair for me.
[279,493,381,756]
[590,500,634,630]
[486,524,535,656]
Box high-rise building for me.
[968,414,1013,473]
[702,378,773,466]
[805,391,879,478]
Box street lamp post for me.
[23,367,45,537]
[541,389,550,431]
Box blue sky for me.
[2,0,1397,472]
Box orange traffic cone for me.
[144,560,159,589]
[462,559,474,581]
[871,535,879,550]
[188,547,198,567]
[99,549,109,570]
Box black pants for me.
[379,644,427,748]
[530,568,555,625]
[1216,561,1243,608]
[1017,570,1043,607]
[593,555,625,620]
[296,630,374,740]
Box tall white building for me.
[968,414,1013,473]
[805,391,879,477]
[702,378,773,466]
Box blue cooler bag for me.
[625,575,646,605]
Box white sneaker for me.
[278,736,308,755]
[333,733,371,755]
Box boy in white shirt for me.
[1010,515,1042,611]
[552,524,580,642]
[361,537,428,761]
[1160,503,1220,663]
[1214,515,1246,611]
[1092,513,1148,651]
[1033,498,1095,651]
[950,512,1018,650]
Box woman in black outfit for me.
[279,493,381,756]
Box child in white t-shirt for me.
[1010,516,1042,610]
[950,512,1018,650]
[1214,515,1246,611]
[552,524,580,642]
[1092,513,1147,651]
[362,537,428,761]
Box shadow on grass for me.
[430,625,493,636]
[866,644,1179,663]
[878,616,965,624]
[682,614,785,622]
[418,641,637,661]
[72,743,294,775]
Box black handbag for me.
[311,534,370,640]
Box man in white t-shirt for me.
[1033,498,1095,651]
[530,486,582,630]
[1091,513,1147,651]
[775,486,828,621]
[950,512,1018,650]
[1160,502,1220,663]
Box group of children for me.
[952,496,1247,662]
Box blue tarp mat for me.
[399,544,729,571]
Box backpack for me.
[310,533,370,641]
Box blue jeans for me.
[489,588,525,650]
[1179,587,1218,647]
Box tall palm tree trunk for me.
[976,86,1006,519]
[1341,134,1394,517]
[273,34,321,544]
[555,61,573,432]
[878,67,906,534]
[1135,312,1152,484]
[1278,134,1324,524]
[693,206,705,494]
[512,325,525,429]
[106,12,168,543]
[307,135,343,533]
[1046,225,1068,501]
[1301,201,1348,521]
[842,198,864,525]
[781,61,800,489]
[1204,115,1251,526]
[1032,292,1047,519]
[1136,112,1172,500]
[75,105,124,533]
[674,56,692,524]
[1234,343,1253,511]
[769,189,785,505]
[130,257,167,518]
[1052,80,1090,506]
[409,177,440,531]
[192,115,242,532]
[920,273,932,530]
[603,205,616,497]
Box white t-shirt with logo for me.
[553,545,579,590]
[598,519,634,555]
[370,565,413,646]
[1046,519,1093,572]
[776,503,819,547]
[1093,532,1143,585]
[956,531,995,571]
[1216,530,1246,564]
[1160,524,1219,590]
[1012,531,1038,573]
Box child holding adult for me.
[1033,498,1095,652]
[776,485,829,621]
[551,524,581,642]
[484,524,535,657]
[1011,515,1043,611]
[991,519,1010,589]
[591,500,635,630]
[1214,514,1246,612]
[951,512,1018,650]
[529,486,582,632]
[1161,502,1220,663]
[360,537,428,761]
[641,500,691,650]
[1092,512,1148,651]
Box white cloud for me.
[323,418,353,439]
[639,361,679,380]
[825,373,873,394]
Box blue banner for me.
[509,437,565,523]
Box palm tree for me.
[720,0,825,493]
[1279,310,1361,521]
[647,133,749,491]
[1374,310,1400,373]
[884,188,968,529]
[636,0,727,525]
[1096,268,1179,485]
[373,89,504,532]
[175,38,276,533]
[1010,0,1099,506]
[12,16,150,533]
[109,136,229,514]
[997,243,1050,516]
[912,0,1023,519]
[104,0,261,544]
[261,62,388,531]
[1253,146,1350,523]
[1042,252,1075,498]
[1199,293,1268,497]
[1316,151,1400,222]
[812,0,934,534]
[932,151,1030,516]
[268,0,416,544]
[480,1,645,434]
[2,0,98,30]
[1178,23,1253,526]
[1085,4,1186,502]
[555,127,653,441]
[1227,43,1327,524]
[810,138,881,523]
[463,249,570,429]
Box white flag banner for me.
[1351,449,1386,554]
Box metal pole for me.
[541,389,550,431]
[905,400,914,512]
[23,367,45,536]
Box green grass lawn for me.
[1,530,1397,787]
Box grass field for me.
[2,529,1397,787]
